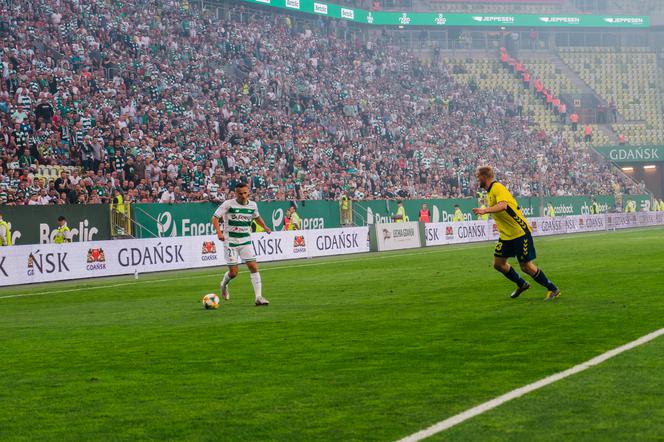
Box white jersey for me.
[213,199,260,247]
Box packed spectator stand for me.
[0,0,639,207]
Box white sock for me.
[221,271,231,289]
[250,272,262,300]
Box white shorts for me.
[224,243,256,266]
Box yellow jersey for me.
[288,212,301,230]
[114,193,125,214]
[395,206,406,222]
[253,220,265,232]
[0,220,11,246]
[54,225,71,244]
[487,181,532,240]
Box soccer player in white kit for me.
[211,183,272,306]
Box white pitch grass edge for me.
[397,326,664,442]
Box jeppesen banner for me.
[241,0,649,28]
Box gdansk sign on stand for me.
[594,146,664,163]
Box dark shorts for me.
[494,233,537,263]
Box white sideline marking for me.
[397,327,664,442]
[0,244,489,300]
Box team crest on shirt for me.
[293,235,306,254]
[201,241,218,262]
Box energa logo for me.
[157,212,177,237]
[272,208,284,230]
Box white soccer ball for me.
[202,293,220,310]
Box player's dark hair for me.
[58,216,66,221]
[235,182,249,190]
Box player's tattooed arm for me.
[212,215,225,241]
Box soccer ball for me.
[202,294,220,310]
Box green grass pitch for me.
[1,227,664,441]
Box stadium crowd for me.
[0,0,639,206]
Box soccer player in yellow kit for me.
[472,166,561,300]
